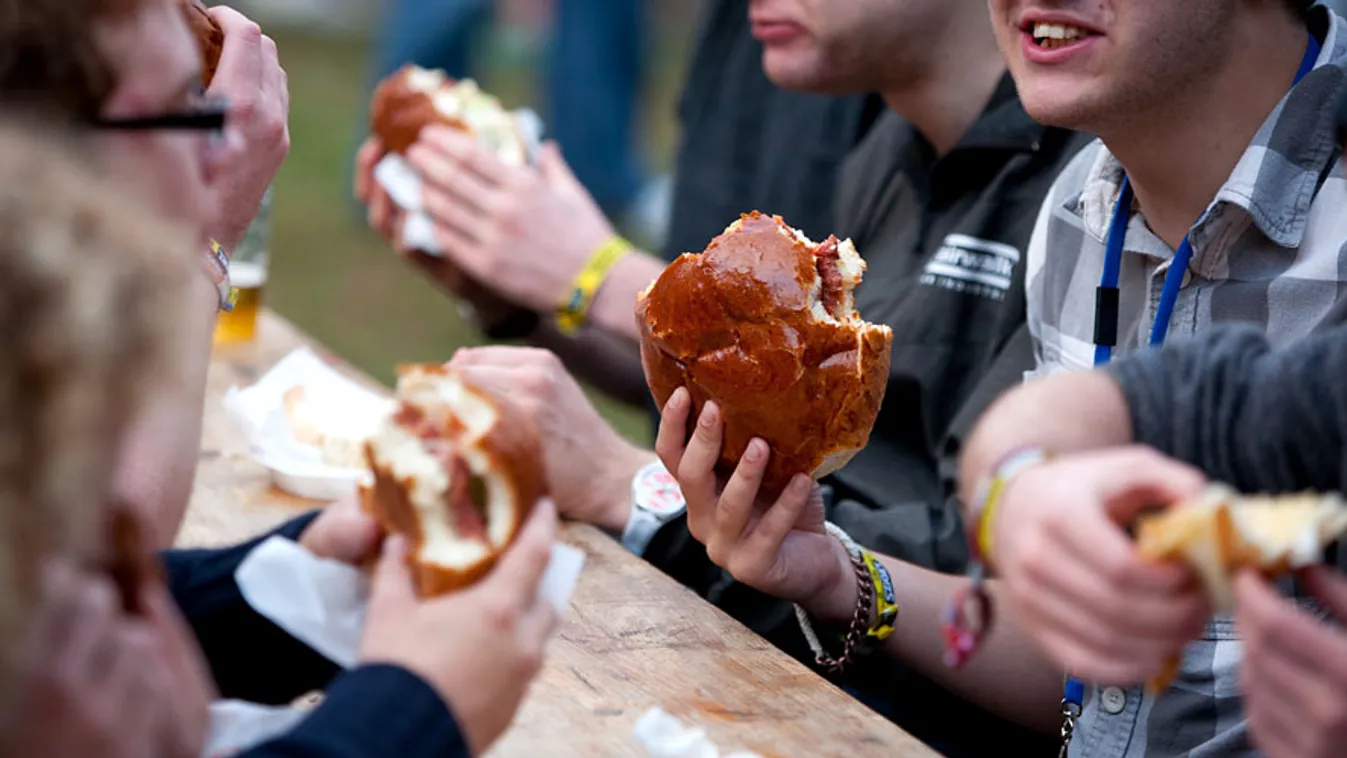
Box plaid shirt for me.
[1024,8,1347,758]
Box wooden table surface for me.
[180,309,940,758]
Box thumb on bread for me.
[369,535,418,612]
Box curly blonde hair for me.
[0,120,193,721]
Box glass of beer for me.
[213,186,272,345]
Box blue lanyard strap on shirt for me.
[1091,31,1322,367]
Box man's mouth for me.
[1028,21,1092,49]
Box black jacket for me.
[164,514,469,758]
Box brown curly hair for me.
[0,119,192,728]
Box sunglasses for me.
[92,98,228,137]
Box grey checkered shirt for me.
[1024,9,1347,758]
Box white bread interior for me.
[1137,485,1347,612]
[425,75,526,167]
[283,384,390,469]
[367,370,519,571]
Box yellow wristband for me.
[970,447,1050,566]
[556,236,631,335]
[862,549,898,643]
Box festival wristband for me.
[201,239,236,313]
[555,236,631,335]
[861,549,898,647]
[965,446,1050,567]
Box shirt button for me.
[1101,686,1127,715]
[1181,268,1194,288]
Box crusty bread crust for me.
[636,211,892,496]
[361,365,545,597]
[369,67,470,156]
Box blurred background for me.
[228,0,705,443]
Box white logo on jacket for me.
[921,234,1020,301]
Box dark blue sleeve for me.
[162,512,342,705]
[238,664,470,758]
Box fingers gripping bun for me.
[369,65,527,165]
[636,212,893,496]
[362,365,546,595]
[1135,485,1347,691]
[180,1,223,89]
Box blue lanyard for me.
[1091,32,1322,368]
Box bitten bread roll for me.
[369,65,527,163]
[362,365,545,595]
[180,0,223,89]
[636,212,893,496]
[1135,485,1347,691]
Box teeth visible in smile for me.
[1032,22,1088,49]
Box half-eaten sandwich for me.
[1136,485,1347,691]
[636,211,893,496]
[369,65,528,164]
[362,365,546,595]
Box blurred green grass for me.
[264,27,692,444]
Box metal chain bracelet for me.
[794,523,875,673]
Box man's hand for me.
[298,497,382,565]
[1237,567,1347,758]
[403,127,617,313]
[206,7,289,250]
[1,560,178,758]
[990,447,1211,684]
[448,346,654,533]
[355,137,540,331]
[653,388,855,622]
[359,499,560,757]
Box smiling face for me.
[749,0,969,93]
[988,0,1238,133]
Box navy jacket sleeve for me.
[238,664,470,758]
[162,512,342,705]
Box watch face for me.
[634,464,686,517]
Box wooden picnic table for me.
[178,308,942,758]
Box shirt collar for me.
[1075,6,1345,252]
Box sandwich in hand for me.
[369,65,528,164]
[362,365,545,595]
[282,384,390,470]
[1136,485,1347,690]
[636,212,893,496]
[180,0,223,89]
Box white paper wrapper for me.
[202,534,586,757]
[375,109,544,256]
[633,709,763,758]
[222,347,394,501]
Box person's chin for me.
[1015,82,1102,131]
[762,52,847,95]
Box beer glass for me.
[213,186,271,344]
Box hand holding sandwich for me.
[988,448,1211,685]
[1236,566,1347,758]
[359,500,559,757]
[401,127,622,315]
[447,346,656,534]
[655,389,857,624]
[202,6,289,251]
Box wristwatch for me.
[620,461,687,555]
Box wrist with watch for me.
[620,460,687,555]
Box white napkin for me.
[201,535,586,757]
[374,109,544,257]
[222,347,393,501]
[633,709,763,758]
